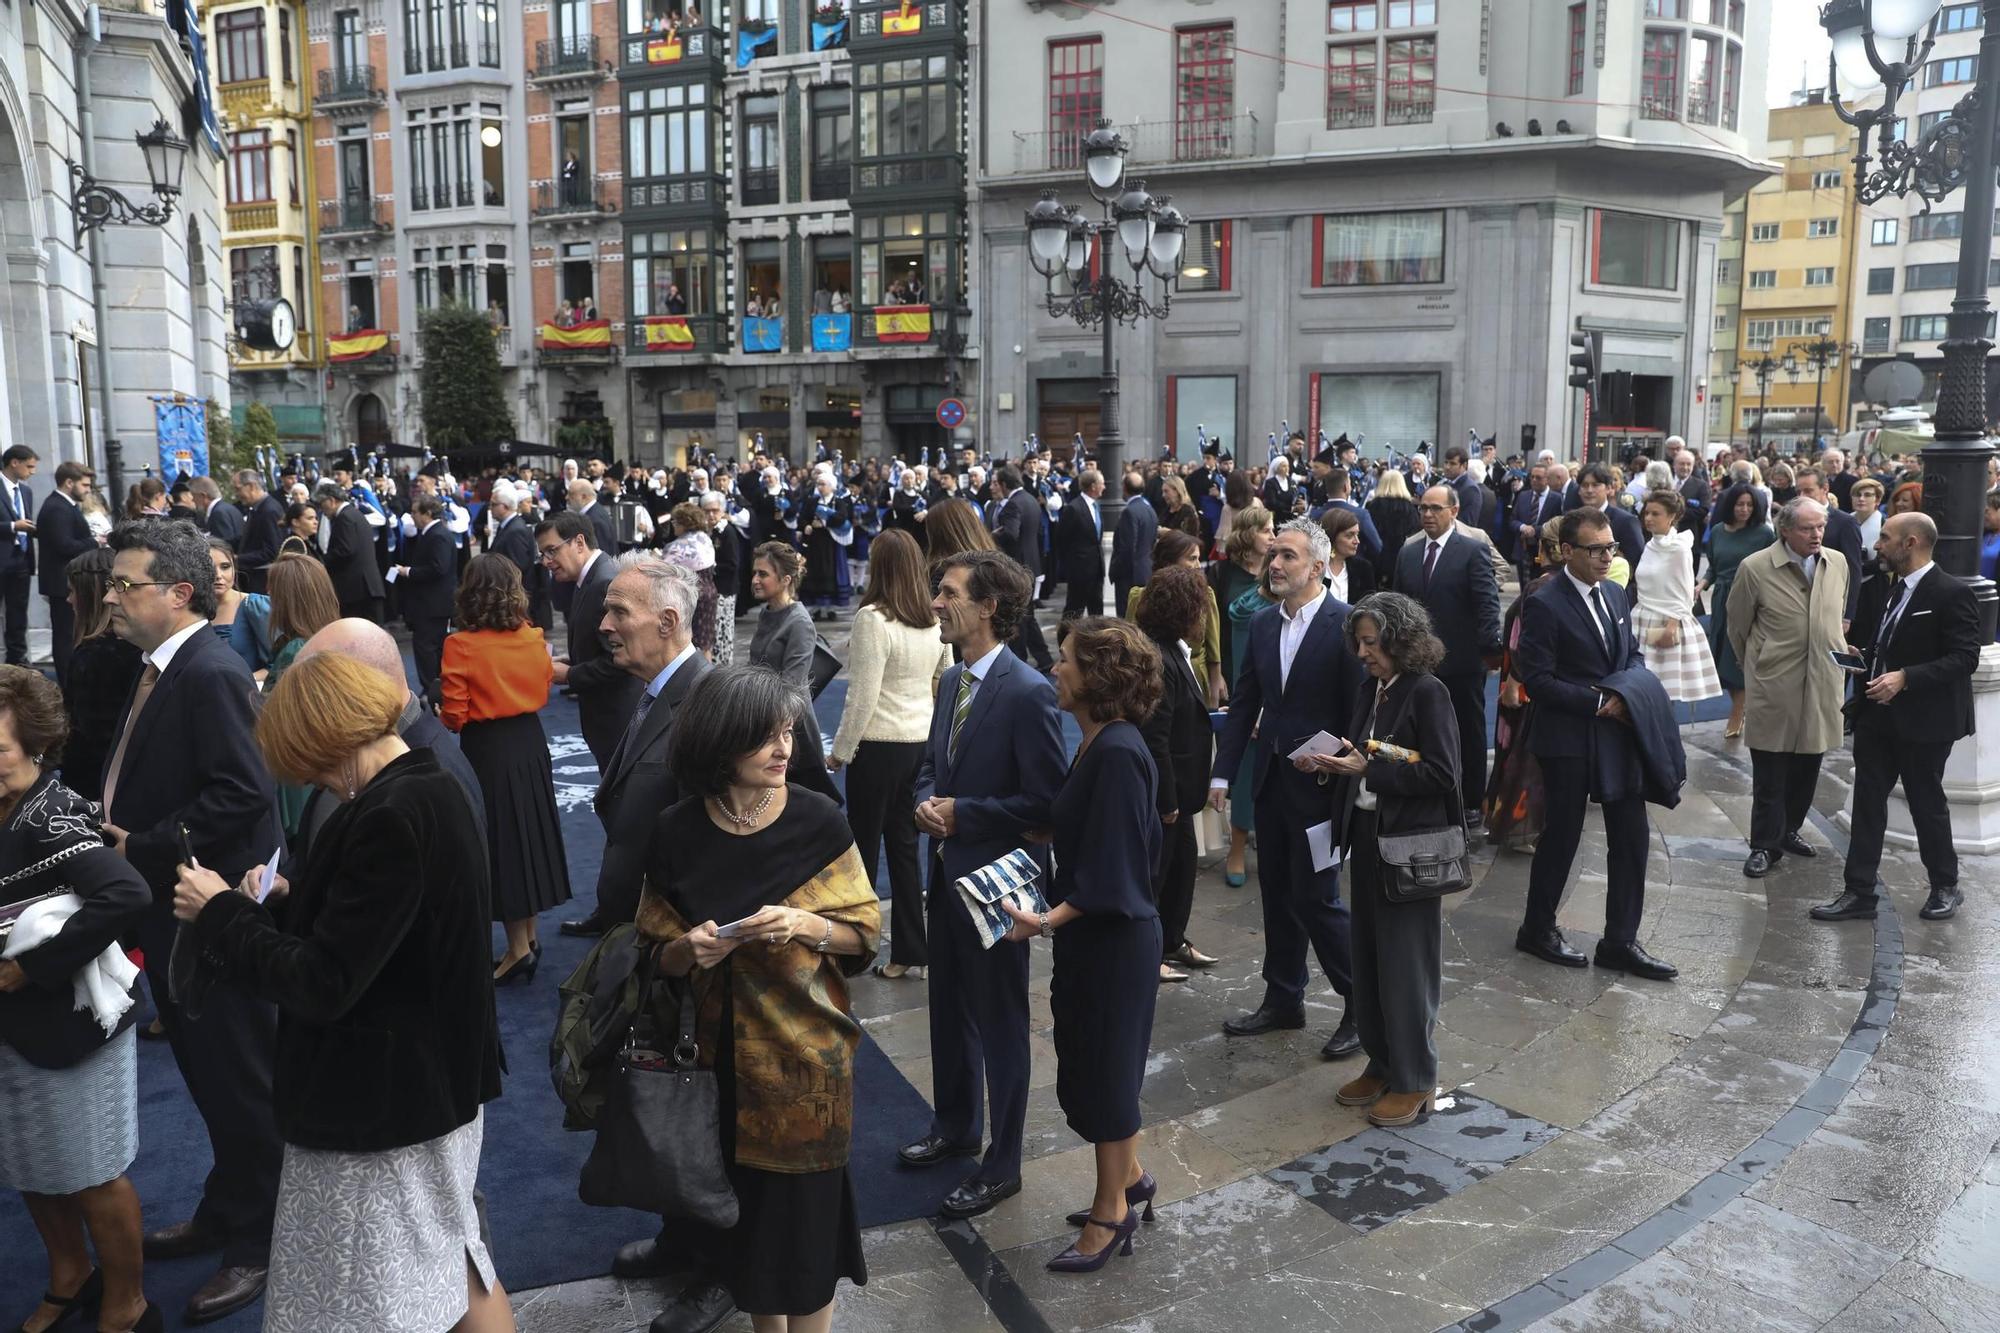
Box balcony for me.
[316,64,383,110]
[628,313,724,356]
[1383,95,1434,127]
[622,22,718,73]
[1011,112,1260,174]
[810,161,850,200]
[532,180,619,224]
[538,318,620,366]
[320,196,390,239]
[226,201,278,231]
[533,34,605,83]
[741,167,780,206]
[625,177,716,210]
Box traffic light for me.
[1568,329,1602,392]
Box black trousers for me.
[2,569,29,664]
[1252,792,1353,1012]
[410,615,448,705]
[1154,812,1197,955]
[844,739,927,966]
[340,594,384,626]
[1010,608,1053,671]
[1525,760,1648,945]
[1348,809,1442,1094]
[138,911,282,1268]
[1062,566,1102,622]
[46,595,74,683]
[1749,748,1823,851]
[925,850,1031,1183]
[1440,671,1489,817]
[1845,722,1957,897]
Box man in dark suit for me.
[540,509,643,784]
[1512,509,1677,981]
[190,476,243,549]
[313,480,385,622]
[0,445,38,664]
[570,478,619,554]
[990,465,1053,671]
[1796,467,1864,625]
[1395,486,1502,823]
[36,460,98,681]
[1816,513,1982,924]
[232,469,285,594]
[1209,517,1366,1057]
[1567,462,1645,565]
[1059,468,1107,622]
[1109,470,1157,617]
[1673,447,1712,542]
[1441,445,1484,528]
[486,481,544,605]
[101,518,282,1324]
[395,495,458,704]
[899,551,1065,1220]
[1511,461,1563,581]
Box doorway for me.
[355,392,389,447]
[1037,405,1099,465]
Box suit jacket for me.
[1823,506,1866,623]
[400,520,458,623]
[1515,574,1647,799]
[595,653,710,921]
[1512,488,1564,550]
[1603,504,1646,565]
[1210,594,1365,817]
[1392,529,1502,677]
[1139,632,1212,819]
[581,502,618,555]
[34,492,96,598]
[1677,473,1713,540]
[1059,494,1105,585]
[1110,495,1157,589]
[0,478,33,577]
[993,488,1044,578]
[324,503,385,607]
[914,647,1066,885]
[238,494,286,587]
[1849,566,1981,744]
[489,514,547,607]
[566,553,644,765]
[204,499,245,548]
[1332,672,1461,849]
[1450,473,1485,529]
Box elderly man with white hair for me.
[569,477,617,554]
[486,480,550,634]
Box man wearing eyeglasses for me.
[536,508,641,779]
[1512,509,1679,983]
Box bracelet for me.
[1038,912,1053,939]
[814,916,835,954]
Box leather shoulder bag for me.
[1369,684,1473,903]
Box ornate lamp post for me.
[1025,117,1188,536]
[1796,335,1854,450]
[1741,351,1795,454]
[1825,0,2000,638]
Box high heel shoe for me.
[98,1302,162,1333]
[1045,1207,1141,1273]
[1224,869,1246,887]
[1065,1171,1156,1228]
[494,951,539,985]
[16,1269,101,1333]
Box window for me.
[407,104,475,210]
[1722,39,1741,130]
[811,87,852,200]
[556,0,590,46]
[227,130,271,204]
[1176,25,1235,159]
[631,226,716,318]
[1909,211,1962,241]
[1327,43,1377,129]
[1590,210,1679,289]
[1920,109,1950,138]
[1319,372,1439,455]
[559,241,593,307]
[1384,36,1434,125]
[286,128,300,204]
[346,259,377,329]
[1872,217,1899,244]
[1743,318,1774,348]
[1807,217,1838,237]
[1811,170,1841,190]
[1047,38,1103,169]
[1315,209,1444,286]
[278,6,294,82]
[1179,220,1232,292]
[1168,376,1238,462]
[1942,3,1981,32]
[230,246,279,304]
[1868,267,1894,294]
[1687,35,1719,123]
[1748,269,1776,288]
[1863,316,1891,353]
[292,247,306,324]
[1750,221,1779,241]
[1902,314,1950,342]
[1743,316,1831,350]
[486,244,509,324]
[626,83,711,179]
[1567,4,1587,96]
[1690,0,1721,21]
[858,56,954,159]
[1804,266,1834,286]
[1716,258,1740,284]
[741,94,780,205]
[479,107,504,205]
[856,210,961,306]
[1907,261,1959,289]
[1925,55,1977,87]
[812,237,852,312]
[1645,0,1685,15]
[1385,0,1434,25]
[477,0,499,66]
[741,240,782,320]
[336,9,363,76]
[1330,1,1377,32]
[1642,29,1681,119]
[215,9,266,83]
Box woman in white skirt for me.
[1631,489,1722,706]
[173,653,510,1332]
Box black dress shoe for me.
[182,1265,266,1326]
[897,1134,981,1167]
[613,1234,678,1280]
[1321,1014,1361,1060]
[1593,940,1678,982]
[1921,886,1964,920]
[1743,849,1778,878]
[648,1279,736,1333]
[1514,927,1587,968]
[1781,832,1817,858]
[1809,891,1878,922]
[559,913,607,938]
[939,1176,1021,1219]
[141,1218,225,1262]
[1223,1005,1307,1037]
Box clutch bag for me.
[952,848,1049,950]
[809,636,842,698]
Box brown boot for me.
[1368,1089,1436,1127]
[1336,1074,1388,1106]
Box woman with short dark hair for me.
[640,664,880,1328]
[1319,505,1376,605]
[1702,483,1776,739]
[1136,565,1219,980]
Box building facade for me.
[977,0,1773,468]
[1708,188,1745,445]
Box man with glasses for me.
[536,508,640,783]
[1512,509,1678,982]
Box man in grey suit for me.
[1109,469,1157,618]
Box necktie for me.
[10,484,22,552]
[1589,585,1618,654]
[1422,540,1441,586]
[947,668,976,763]
[101,663,160,815]
[606,689,656,775]
[1874,579,1910,657]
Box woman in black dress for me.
[1001,616,1163,1275]
[56,549,143,804]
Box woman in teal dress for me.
[1701,483,1774,740]
[1211,504,1272,887]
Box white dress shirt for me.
[1564,567,1611,654]
[148,617,209,676]
[1277,589,1327,692]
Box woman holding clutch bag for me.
[1319,593,1461,1129]
[639,664,881,1331]
[999,617,1163,1275]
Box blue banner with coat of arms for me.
[153,397,210,481]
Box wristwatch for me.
[1038,912,1053,939]
[814,917,834,954]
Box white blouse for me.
[1633,528,1697,619]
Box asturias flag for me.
[743,316,783,352]
[811,314,852,352]
[541,319,612,348]
[641,316,695,350]
[873,305,932,343]
[328,328,389,362]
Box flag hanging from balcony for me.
[735,24,777,68]
[641,316,695,350]
[646,37,683,62]
[541,319,612,348]
[884,1,922,36]
[812,314,852,352]
[811,17,847,49]
[744,317,783,353]
[328,328,389,362]
[873,306,932,343]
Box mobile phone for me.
[1828,648,1868,674]
[177,823,198,868]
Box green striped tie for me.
[948,668,976,763]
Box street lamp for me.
[1025,116,1188,536]
[1741,351,1795,454]
[1825,0,2000,638]
[1795,335,1853,450]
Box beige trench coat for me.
[1725,541,1850,754]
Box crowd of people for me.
[0,421,1985,1333]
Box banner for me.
[811,314,852,352]
[153,397,209,481]
[811,16,848,49]
[328,328,389,362]
[884,1,922,35]
[735,25,777,68]
[645,37,684,62]
[743,316,783,353]
[873,305,932,344]
[541,318,612,348]
[640,316,695,350]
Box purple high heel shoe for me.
[1065,1170,1156,1228]
[1045,1208,1141,1274]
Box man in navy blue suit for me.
[1511,460,1563,580]
[1208,518,1365,1058]
[1109,470,1157,617]
[36,460,99,681]
[0,444,38,665]
[899,549,1066,1219]
[1512,510,1678,981]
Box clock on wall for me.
[236,297,296,353]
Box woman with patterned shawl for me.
[637,664,881,1330]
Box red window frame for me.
[1644,0,1685,16]
[1385,0,1434,27]
[1567,4,1586,96]
[215,8,267,83]
[1328,0,1376,33]
[1641,29,1681,119]
[1384,36,1434,125]
[1047,37,1103,171]
[227,130,272,204]
[1327,42,1377,128]
[1175,23,1235,158]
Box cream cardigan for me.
[830,605,953,760]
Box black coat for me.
[1849,567,1981,744]
[1139,633,1212,819]
[993,487,1044,578]
[238,494,286,590]
[192,750,502,1153]
[581,501,618,555]
[323,503,385,608]
[0,478,33,577]
[59,633,145,804]
[1333,673,1462,850]
[1059,494,1105,586]
[1110,494,1158,591]
[205,500,245,548]
[400,520,458,623]
[566,553,644,766]
[35,493,96,598]
[1392,530,1502,677]
[489,514,547,610]
[1823,505,1867,623]
[594,653,710,922]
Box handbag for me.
[809,635,842,698]
[952,848,1050,950]
[1375,786,1473,904]
[578,969,739,1228]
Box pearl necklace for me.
[718,787,777,828]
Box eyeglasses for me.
[106,578,176,594]
[1570,543,1618,559]
[536,547,563,564]
[1415,503,1453,514]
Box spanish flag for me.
[646,37,683,62]
[873,305,932,343]
[641,316,695,350]
[541,319,612,348]
[327,328,389,362]
[884,0,922,36]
